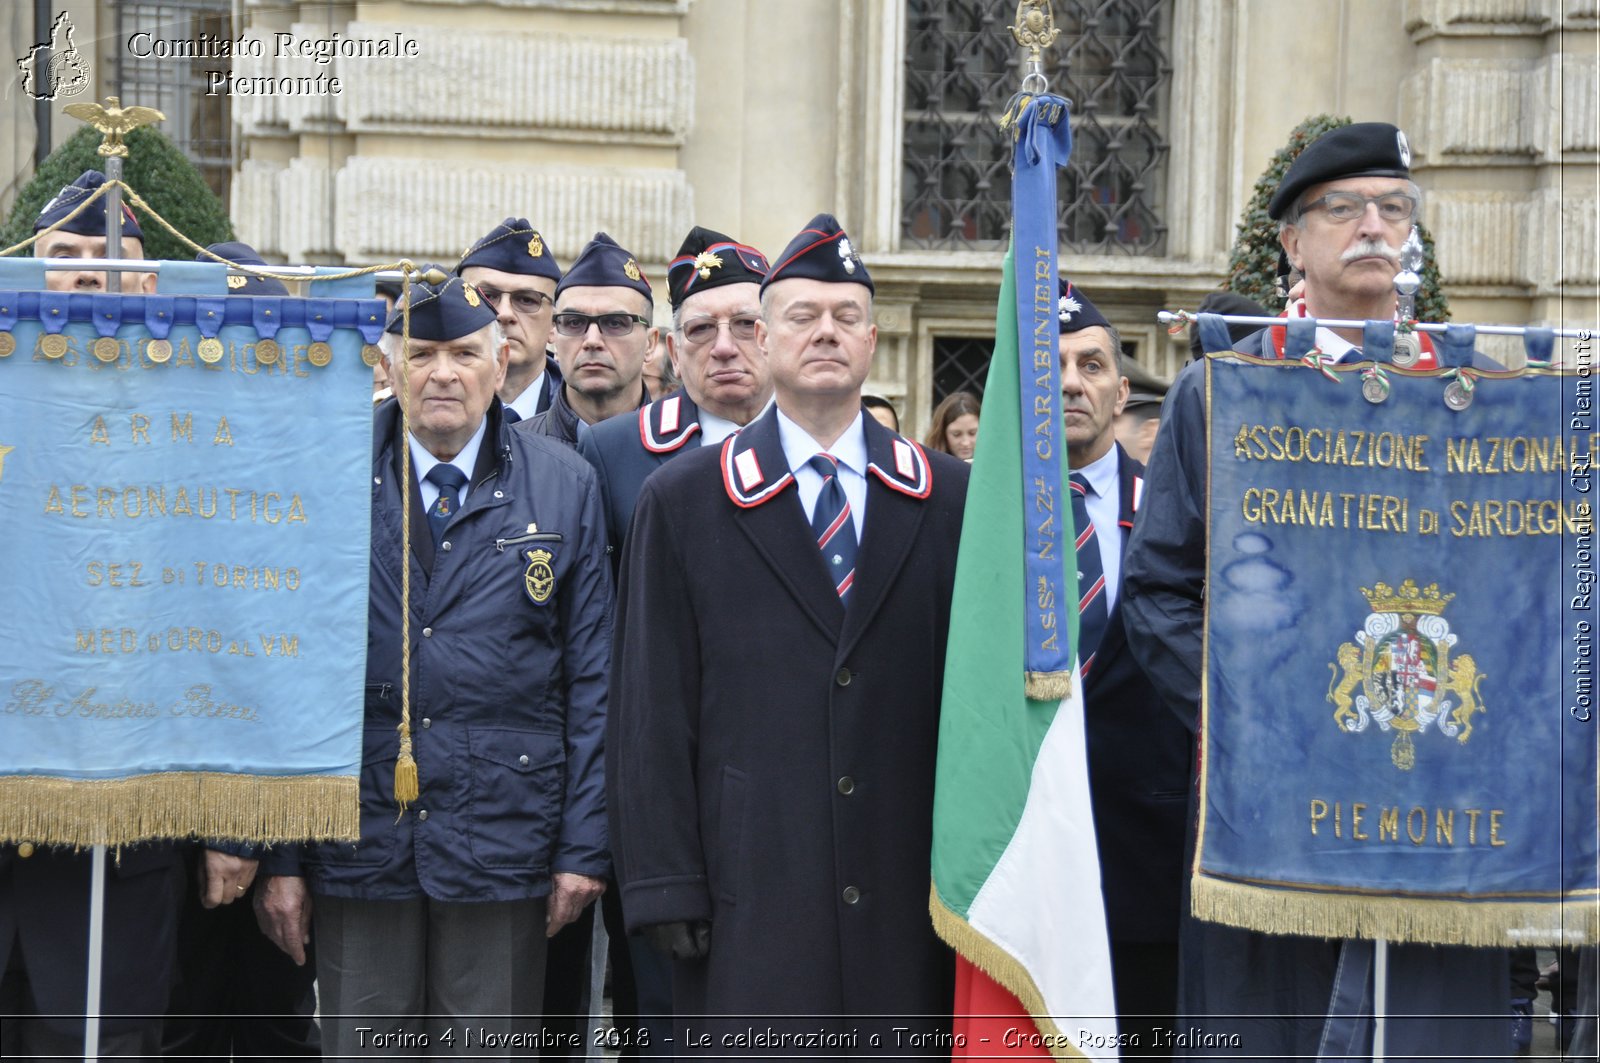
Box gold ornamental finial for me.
[62,96,166,158]
[1010,0,1060,69]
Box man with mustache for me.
[522,232,654,448]
[1122,123,1510,1059]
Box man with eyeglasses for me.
[610,214,968,1054]
[522,233,654,448]
[457,217,564,423]
[578,226,774,570]
[1123,123,1510,1060]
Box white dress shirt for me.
[1075,444,1122,615]
[776,408,868,541]
[409,418,487,511]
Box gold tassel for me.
[1191,874,1598,948]
[393,749,419,808]
[1024,670,1073,701]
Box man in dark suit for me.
[457,217,564,422]
[578,225,773,566]
[1058,280,1191,1059]
[610,214,968,1056]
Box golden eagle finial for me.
[63,96,166,158]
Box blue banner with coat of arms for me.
[0,259,383,847]
[1195,348,1597,947]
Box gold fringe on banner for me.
[930,886,1088,1063]
[1191,874,1599,949]
[0,772,359,848]
[1023,671,1073,702]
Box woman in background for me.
[925,391,980,462]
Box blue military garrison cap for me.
[384,272,498,341]
[457,217,562,281]
[1057,278,1112,333]
[556,232,651,304]
[200,241,289,297]
[34,169,142,239]
[761,213,872,295]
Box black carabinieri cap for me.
[761,213,872,295]
[667,226,769,311]
[200,241,289,297]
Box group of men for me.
[0,120,1544,1062]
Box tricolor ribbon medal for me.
[523,548,555,605]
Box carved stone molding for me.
[1429,187,1597,290]
[234,22,694,143]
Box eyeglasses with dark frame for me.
[678,314,760,346]
[476,285,552,315]
[1301,191,1418,224]
[551,311,651,338]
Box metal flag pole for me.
[84,845,106,1063]
[1157,310,1594,341]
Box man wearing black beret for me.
[458,217,564,422]
[610,213,967,1054]
[252,272,612,1055]
[523,232,653,447]
[1123,123,1510,1059]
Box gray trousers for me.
[315,894,549,1060]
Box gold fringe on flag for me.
[1191,874,1599,949]
[0,772,359,848]
[1023,671,1073,701]
[930,885,1089,1063]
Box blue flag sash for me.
[1196,351,1598,946]
[0,271,381,846]
[1009,94,1076,698]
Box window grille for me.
[114,0,233,205]
[903,0,1172,254]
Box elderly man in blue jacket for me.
[254,272,612,1057]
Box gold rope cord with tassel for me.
[393,266,420,811]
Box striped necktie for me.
[808,454,857,603]
[425,464,467,546]
[1069,472,1108,675]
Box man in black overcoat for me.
[609,214,967,1057]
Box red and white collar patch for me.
[722,435,794,508]
[640,395,701,454]
[867,436,932,500]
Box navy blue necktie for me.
[426,464,467,546]
[1069,472,1108,675]
[501,406,522,425]
[808,454,857,603]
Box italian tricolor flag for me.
[931,242,1119,1061]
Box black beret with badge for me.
[199,241,290,297]
[1057,278,1112,333]
[761,213,873,295]
[667,226,769,310]
[555,232,651,304]
[1269,122,1413,221]
[457,217,562,282]
[384,271,498,341]
[34,169,142,239]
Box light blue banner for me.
[0,279,381,844]
[1196,354,1597,946]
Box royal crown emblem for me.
[527,233,544,258]
[1326,579,1486,771]
[523,548,555,605]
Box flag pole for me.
[1158,310,1594,340]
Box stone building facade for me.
[3,0,1595,437]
